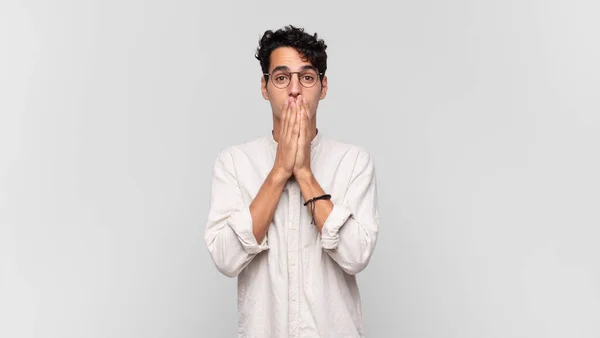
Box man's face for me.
[261,46,328,119]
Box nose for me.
[288,73,302,98]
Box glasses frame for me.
[263,70,324,89]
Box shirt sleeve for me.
[204,149,269,278]
[320,150,379,275]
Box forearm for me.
[249,169,288,243]
[296,171,333,233]
[296,158,379,275]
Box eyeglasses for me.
[263,69,323,89]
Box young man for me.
[204,25,379,338]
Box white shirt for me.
[204,131,379,338]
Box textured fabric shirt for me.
[204,131,379,338]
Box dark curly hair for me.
[255,25,328,82]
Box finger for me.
[296,95,303,117]
[302,97,311,122]
[289,100,299,141]
[303,107,309,142]
[300,96,312,122]
[290,102,299,140]
[300,97,308,133]
[280,99,290,138]
[303,95,308,111]
[298,105,305,143]
[295,98,302,118]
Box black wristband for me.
[303,194,331,206]
[304,194,331,225]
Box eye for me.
[273,74,290,82]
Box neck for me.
[272,115,318,143]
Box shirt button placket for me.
[288,184,301,338]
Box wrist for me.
[269,167,291,185]
[294,169,313,183]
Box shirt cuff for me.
[320,204,353,250]
[228,206,269,254]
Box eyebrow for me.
[270,65,318,73]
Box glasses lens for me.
[271,72,290,88]
[299,71,319,87]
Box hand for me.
[272,97,300,181]
[293,95,311,180]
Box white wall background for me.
[1,0,599,337]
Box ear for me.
[261,76,269,100]
[319,75,328,100]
